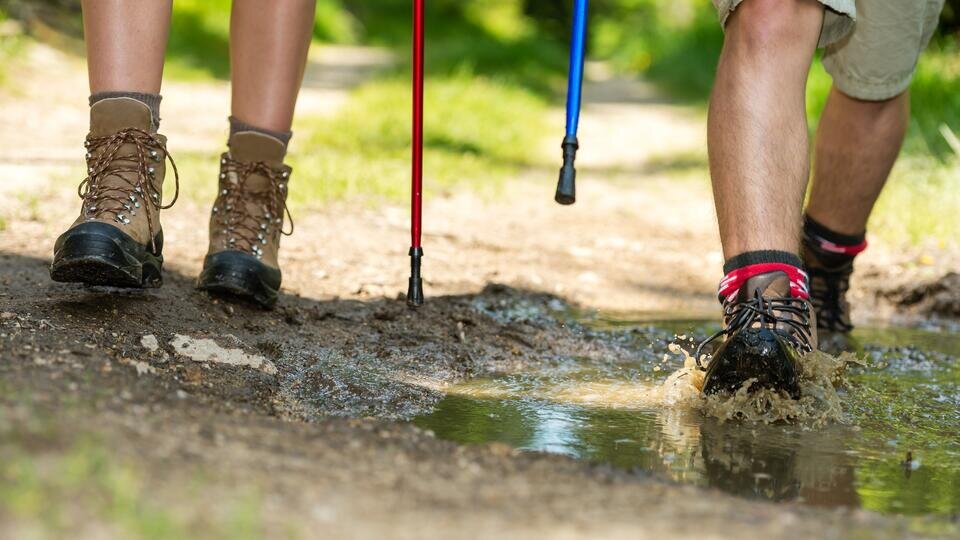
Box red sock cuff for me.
[718,263,810,302]
[803,215,868,256]
[813,238,868,256]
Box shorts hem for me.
[715,0,855,48]
[828,70,913,101]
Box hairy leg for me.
[708,0,824,259]
[230,0,317,133]
[806,88,909,235]
[82,0,172,94]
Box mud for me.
[885,272,960,319]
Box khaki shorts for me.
[713,0,945,100]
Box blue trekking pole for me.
[555,0,589,205]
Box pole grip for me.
[555,135,578,205]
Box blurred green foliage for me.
[2,0,958,243]
[156,0,562,206]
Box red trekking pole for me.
[407,0,425,307]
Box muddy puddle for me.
[414,317,960,521]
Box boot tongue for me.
[228,131,287,167]
[738,271,792,303]
[89,98,153,136]
[227,132,288,192]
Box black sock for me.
[723,250,803,274]
[803,215,867,256]
[228,116,292,147]
[90,91,162,132]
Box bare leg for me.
[806,88,909,235]
[707,0,824,259]
[230,0,317,133]
[82,0,172,94]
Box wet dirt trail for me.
[1,44,958,538]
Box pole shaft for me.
[412,0,425,249]
[564,0,588,137]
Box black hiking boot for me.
[697,271,817,399]
[50,97,178,288]
[801,234,856,334]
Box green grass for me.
[869,157,960,247]
[173,71,552,208]
[291,71,549,204]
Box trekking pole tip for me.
[555,136,578,205]
[406,247,424,308]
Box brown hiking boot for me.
[196,131,293,309]
[697,271,818,399]
[50,97,179,288]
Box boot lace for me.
[78,128,179,252]
[694,290,813,369]
[808,265,853,332]
[212,156,294,260]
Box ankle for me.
[720,250,809,301]
[90,92,162,132]
[228,116,292,149]
[802,214,867,257]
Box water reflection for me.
[417,394,861,506]
[413,324,960,519]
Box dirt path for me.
[0,42,951,538]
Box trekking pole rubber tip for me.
[407,247,424,308]
[555,136,578,205]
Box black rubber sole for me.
[197,251,281,309]
[702,327,802,399]
[50,222,163,288]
